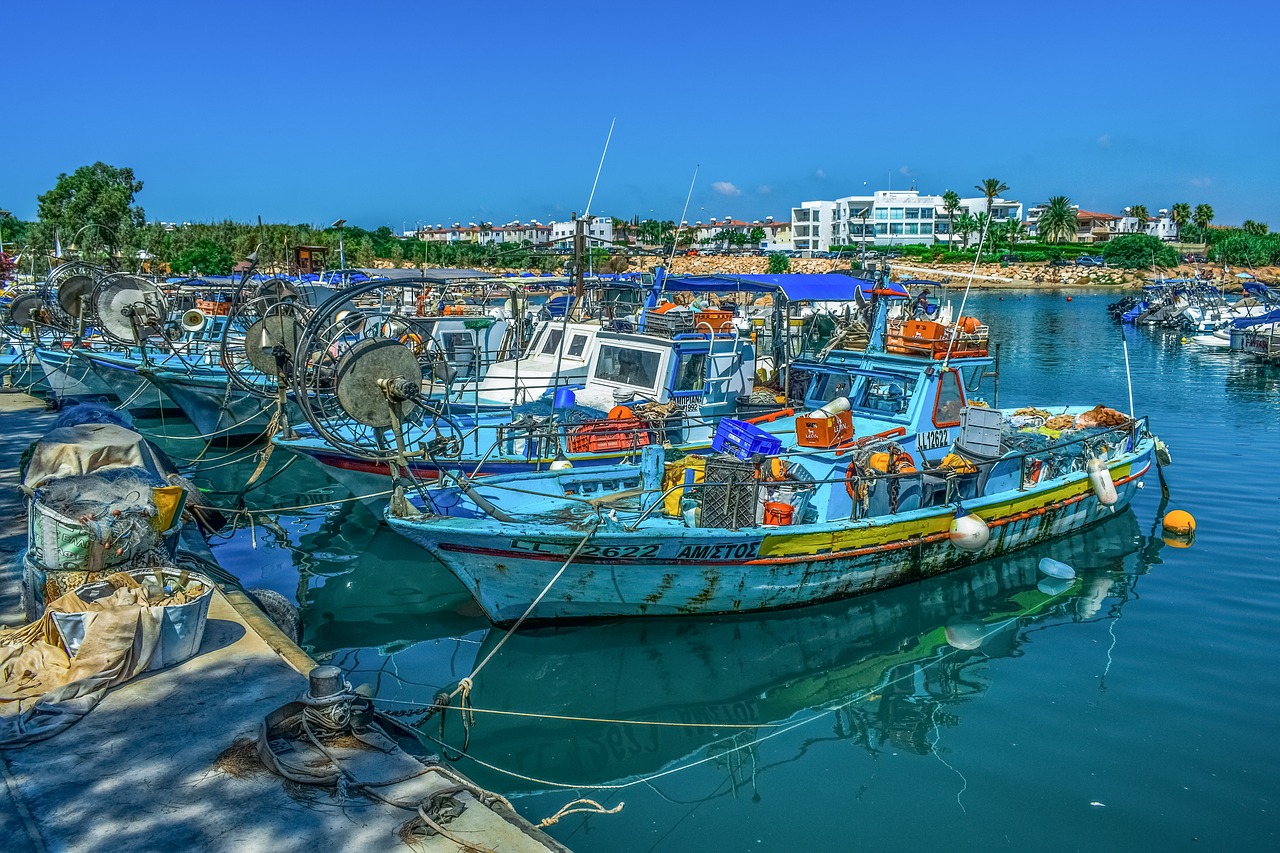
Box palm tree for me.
[975,178,1009,221]
[1128,205,1149,235]
[1242,220,1269,235]
[1005,218,1027,250]
[1193,204,1214,232]
[1038,196,1076,244]
[942,190,961,249]
[954,212,979,250]
[1171,202,1192,237]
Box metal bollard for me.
[308,665,346,700]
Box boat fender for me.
[949,512,989,552]
[1086,458,1118,506]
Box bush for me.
[170,239,234,275]
[1211,233,1280,266]
[1102,234,1180,269]
[767,252,791,274]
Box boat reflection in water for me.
[413,508,1157,793]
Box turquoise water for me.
[147,290,1280,851]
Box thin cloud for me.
[1190,177,1212,187]
[815,168,826,179]
[1097,133,1112,148]
[899,165,912,176]
[711,181,742,197]
[756,185,773,194]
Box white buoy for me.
[1038,557,1076,579]
[1037,577,1073,596]
[949,513,990,551]
[1087,458,1118,506]
[945,615,986,650]
[808,395,851,419]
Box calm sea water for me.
[145,290,1280,852]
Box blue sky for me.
[6,1,1277,230]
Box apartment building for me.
[792,190,1022,252]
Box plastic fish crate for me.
[956,406,1003,459]
[694,309,735,333]
[700,454,759,530]
[643,309,696,338]
[565,418,654,454]
[711,418,783,461]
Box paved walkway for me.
[0,393,567,852]
[0,393,55,627]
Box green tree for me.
[1193,204,1214,232]
[1171,202,1191,236]
[35,162,146,261]
[942,190,961,248]
[1004,218,1027,250]
[1129,205,1149,235]
[1038,196,1076,244]
[171,238,234,275]
[748,226,766,246]
[1101,234,1179,269]
[1242,219,1269,235]
[767,252,791,274]
[975,178,1009,221]
[954,212,979,250]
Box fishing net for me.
[51,401,133,431]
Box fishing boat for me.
[382,273,1159,624]
[274,270,923,504]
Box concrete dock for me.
[1,392,567,853]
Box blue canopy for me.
[661,272,907,301]
[1232,308,1280,329]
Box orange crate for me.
[694,309,734,333]
[566,418,654,454]
[795,409,853,448]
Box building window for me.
[890,223,904,235]
[920,208,933,219]
[889,208,904,220]
[874,208,888,221]
[905,223,919,235]
[906,208,920,219]
[874,224,887,235]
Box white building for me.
[550,217,614,250]
[792,190,1022,253]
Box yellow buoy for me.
[1163,510,1196,536]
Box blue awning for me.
[662,272,906,301]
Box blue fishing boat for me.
[381,273,1158,623]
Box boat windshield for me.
[594,344,662,393]
[810,370,917,416]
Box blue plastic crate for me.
[711,418,782,461]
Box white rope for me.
[430,580,1083,792]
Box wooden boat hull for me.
[388,448,1152,624]
[33,346,117,401]
[76,351,182,416]
[142,368,300,440]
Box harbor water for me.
[142,289,1280,851]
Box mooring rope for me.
[413,580,1085,793]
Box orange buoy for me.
[1066,296,1073,302]
[1163,510,1196,536]
[607,405,633,419]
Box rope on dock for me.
[538,798,624,827]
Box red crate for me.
[795,409,854,448]
[566,418,654,454]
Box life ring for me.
[845,450,915,500]
[400,332,424,355]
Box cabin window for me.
[933,370,965,427]
[674,352,707,392]
[594,344,661,391]
[567,334,588,358]
[540,328,565,355]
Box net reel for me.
[39,262,102,334]
[89,273,171,347]
[293,278,462,465]
[219,277,333,398]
